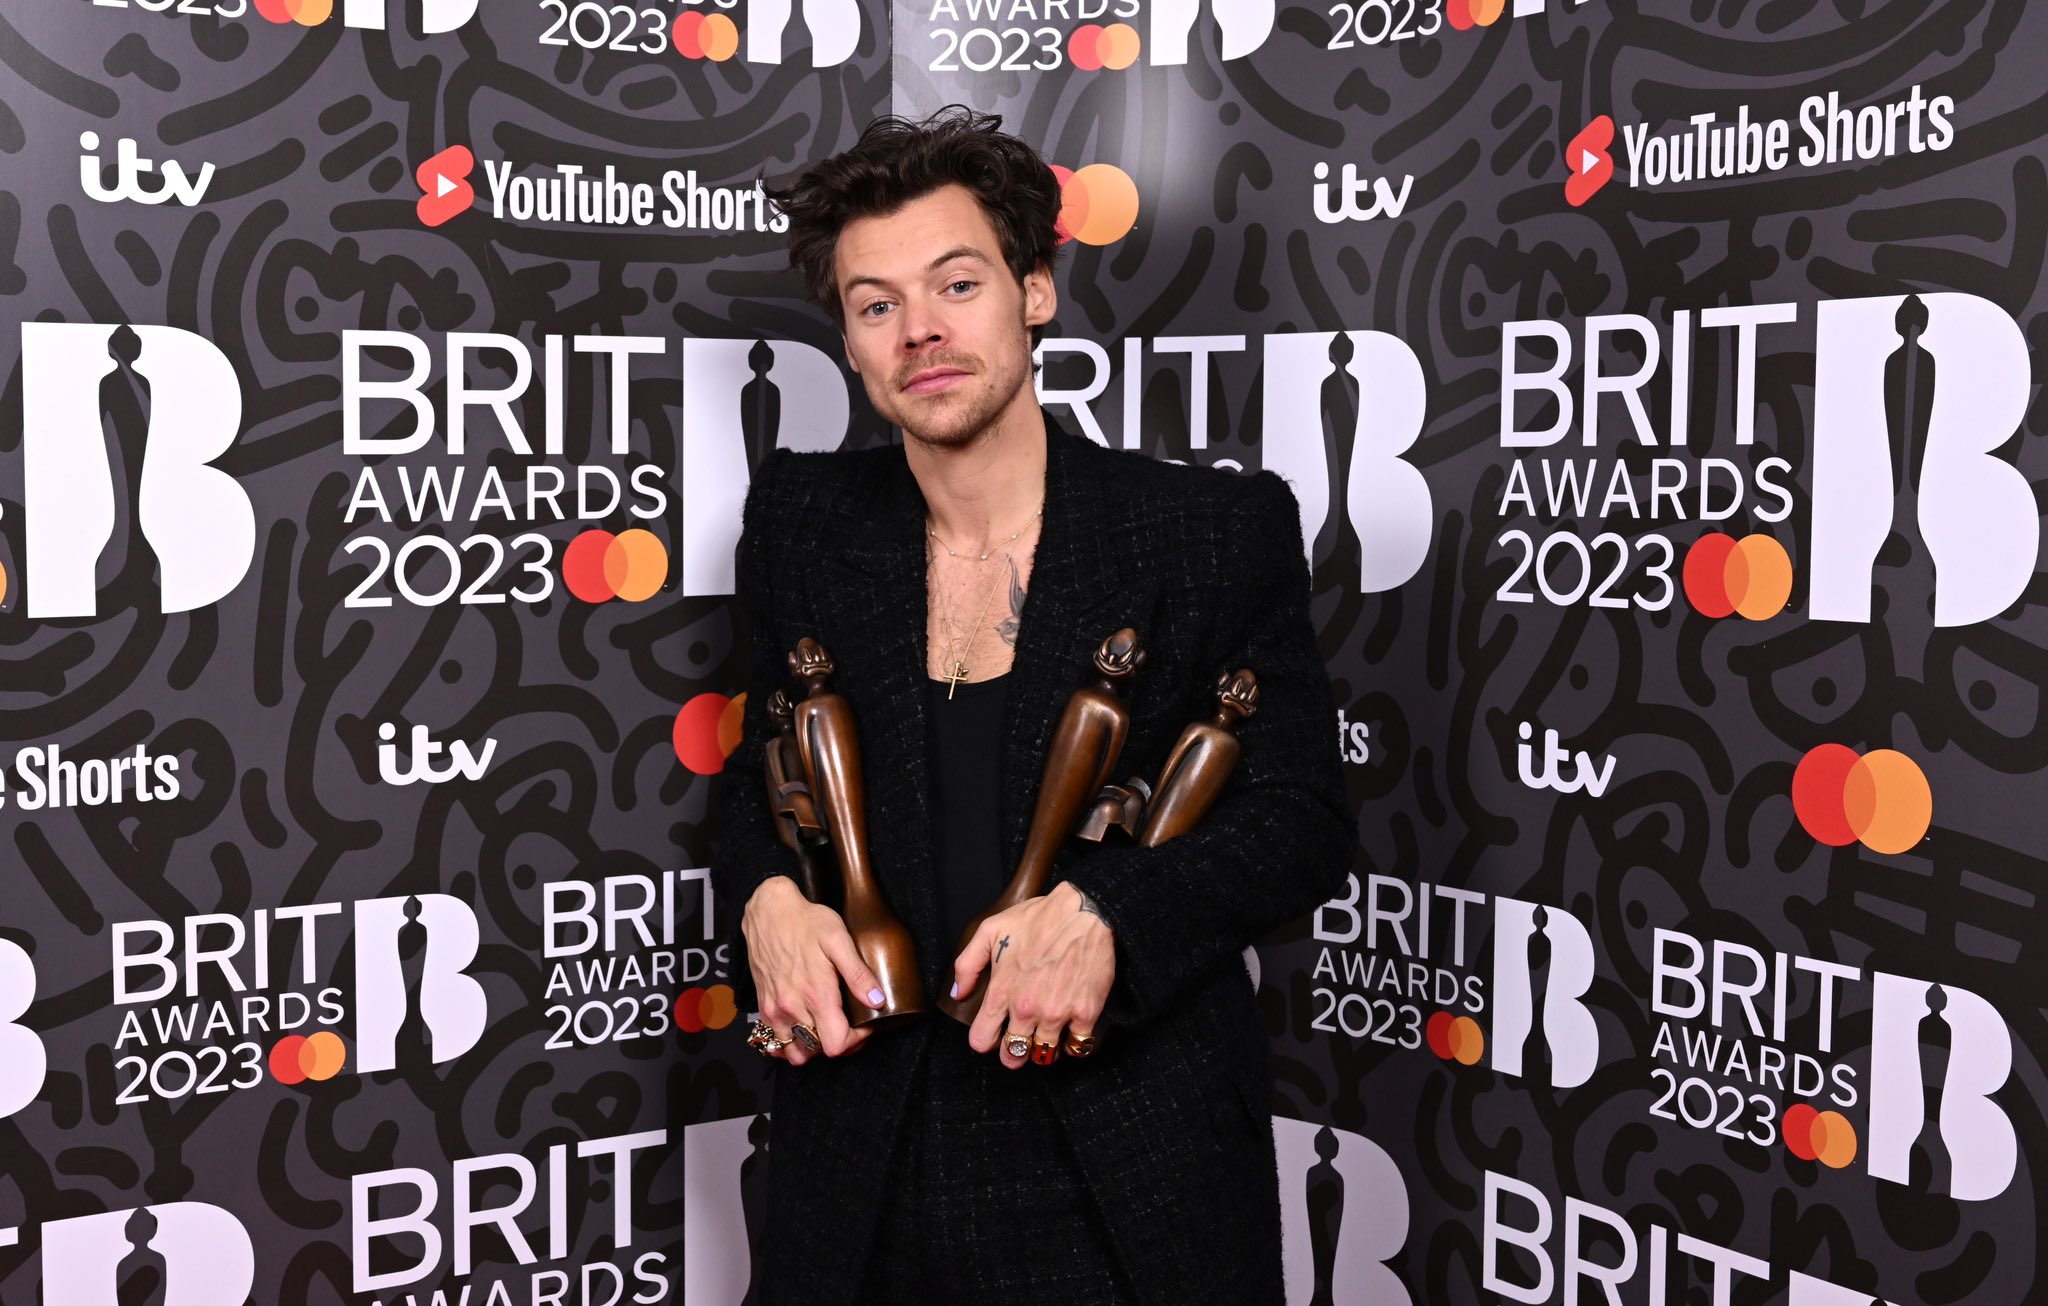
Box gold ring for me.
[1004,1033,1031,1058]
[1061,1030,1097,1058]
[791,1023,822,1055]
[746,1020,787,1057]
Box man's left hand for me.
[953,881,1114,1068]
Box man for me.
[711,106,1356,1304]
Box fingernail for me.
[949,982,959,999]
[867,987,885,1007]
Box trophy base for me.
[845,997,926,1032]
[931,991,983,1026]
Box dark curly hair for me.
[762,106,1065,345]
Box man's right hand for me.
[740,874,886,1065]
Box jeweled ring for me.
[1004,1033,1032,1058]
[791,1023,822,1055]
[746,1020,787,1057]
[1061,1031,1097,1058]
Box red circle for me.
[674,10,707,58]
[1792,744,1861,846]
[1424,1011,1456,1059]
[270,1035,310,1085]
[1069,24,1103,70]
[674,693,734,775]
[1783,1103,1820,1161]
[253,0,296,20]
[675,988,707,1034]
[1682,533,1738,617]
[564,530,618,602]
[1445,0,1474,29]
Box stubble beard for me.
[885,333,1033,453]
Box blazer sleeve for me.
[1059,469,1358,1030]
[707,450,805,966]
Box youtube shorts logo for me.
[1564,115,1614,206]
[416,145,475,227]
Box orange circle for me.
[1847,749,1931,854]
[717,692,747,759]
[1450,1016,1485,1066]
[302,1030,347,1081]
[1,561,8,607]
[1063,164,1138,246]
[700,13,740,60]
[1732,535,1792,620]
[1098,23,1141,69]
[1811,1110,1858,1168]
[700,984,738,1030]
[1471,0,1506,22]
[608,529,668,602]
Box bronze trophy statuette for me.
[762,688,832,908]
[1136,668,1257,846]
[787,637,927,1030]
[937,628,1146,1025]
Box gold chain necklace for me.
[926,500,1042,698]
[930,553,1004,699]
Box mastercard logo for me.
[1445,0,1505,29]
[1782,1103,1857,1168]
[675,692,747,775]
[676,983,739,1033]
[1425,1011,1485,1066]
[1068,23,1140,70]
[254,0,334,22]
[674,10,740,59]
[1682,532,1793,620]
[563,529,668,603]
[270,1031,347,1085]
[1052,164,1139,247]
[1791,743,1931,855]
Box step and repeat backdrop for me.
[1,0,2042,1302]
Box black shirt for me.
[925,671,1011,951]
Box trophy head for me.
[1215,667,1259,723]
[1093,627,1146,682]
[767,688,795,732]
[789,637,836,692]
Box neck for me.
[905,398,1050,553]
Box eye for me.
[860,300,892,318]
[947,279,977,293]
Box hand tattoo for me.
[1074,888,1105,921]
[994,934,1011,967]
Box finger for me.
[1029,1020,1062,1067]
[951,918,1000,1003]
[997,1020,1032,1070]
[779,994,818,1067]
[819,926,887,1013]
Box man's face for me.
[834,183,1055,449]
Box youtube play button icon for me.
[1564,115,1614,207]
[416,145,476,227]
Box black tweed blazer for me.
[709,412,1357,1305]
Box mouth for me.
[903,368,969,395]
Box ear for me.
[1022,261,1057,329]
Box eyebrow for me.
[841,246,994,298]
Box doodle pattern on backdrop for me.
[1,0,2045,1302]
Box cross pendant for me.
[944,659,970,699]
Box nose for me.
[899,299,944,354]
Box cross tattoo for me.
[943,658,970,699]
